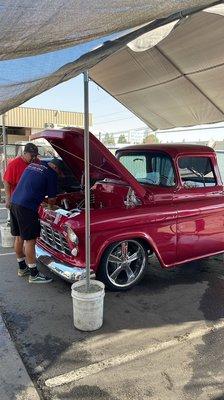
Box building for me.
[98,127,150,145]
[156,123,224,145]
[0,106,92,144]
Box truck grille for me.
[40,222,71,256]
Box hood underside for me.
[32,128,146,199]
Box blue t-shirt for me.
[11,162,58,211]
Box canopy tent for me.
[0,0,223,127]
[90,5,224,130]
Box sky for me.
[24,74,147,134]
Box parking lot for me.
[0,205,223,400]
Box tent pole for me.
[2,114,7,174]
[83,71,91,291]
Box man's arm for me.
[3,159,16,208]
[47,197,56,209]
[45,169,58,209]
[3,180,11,208]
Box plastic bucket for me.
[71,280,105,331]
[0,224,14,247]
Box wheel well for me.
[97,237,154,271]
[101,237,153,256]
[134,238,154,255]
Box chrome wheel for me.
[103,240,146,289]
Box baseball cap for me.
[24,142,39,155]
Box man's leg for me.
[25,238,52,283]
[14,236,24,258]
[14,236,29,275]
[25,238,53,283]
[24,239,38,277]
[14,204,52,284]
[10,205,29,275]
[24,239,36,264]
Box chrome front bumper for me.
[35,245,96,283]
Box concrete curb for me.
[0,314,41,400]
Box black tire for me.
[97,239,147,291]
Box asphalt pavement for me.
[0,206,41,399]
[0,205,224,400]
[0,312,41,400]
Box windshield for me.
[118,151,175,187]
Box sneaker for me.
[18,266,30,277]
[28,273,53,284]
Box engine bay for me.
[39,153,143,216]
[41,179,141,217]
[57,180,131,211]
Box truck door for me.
[175,155,224,263]
[119,150,178,267]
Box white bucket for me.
[0,224,14,248]
[71,280,105,331]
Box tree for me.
[103,133,115,146]
[143,134,159,144]
[118,134,127,144]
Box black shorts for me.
[10,203,41,240]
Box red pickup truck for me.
[34,128,224,291]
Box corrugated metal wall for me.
[2,107,92,129]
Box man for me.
[10,158,63,284]
[3,142,39,208]
[3,142,39,272]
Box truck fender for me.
[94,232,164,269]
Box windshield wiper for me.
[188,167,206,187]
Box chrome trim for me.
[35,245,95,283]
[40,221,71,256]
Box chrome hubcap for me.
[106,240,146,288]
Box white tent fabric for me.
[90,7,224,129]
[127,21,179,52]
[0,0,220,118]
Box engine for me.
[41,179,141,216]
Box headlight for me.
[67,227,79,244]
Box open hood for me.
[32,128,146,199]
